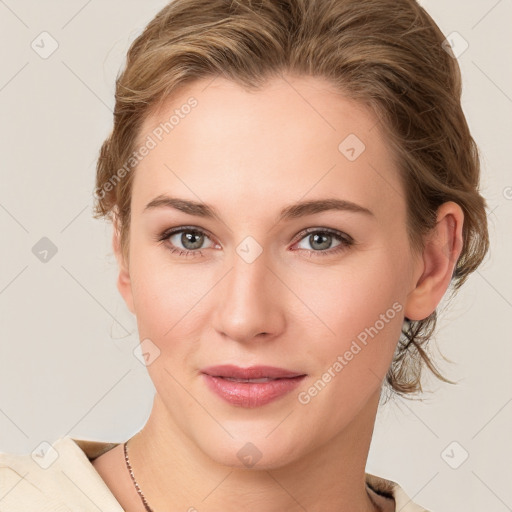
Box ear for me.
[404,201,464,321]
[112,216,135,315]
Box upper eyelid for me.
[295,226,351,240]
[161,225,215,240]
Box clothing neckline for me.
[48,436,431,511]
[2,436,428,511]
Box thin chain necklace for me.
[123,438,384,512]
[123,439,154,512]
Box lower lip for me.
[202,374,306,408]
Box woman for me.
[0,0,489,510]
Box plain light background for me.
[0,1,511,511]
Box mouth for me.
[200,365,307,408]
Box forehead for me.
[131,75,404,223]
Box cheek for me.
[294,249,407,373]
[293,263,405,423]
[305,247,406,318]
[128,244,218,354]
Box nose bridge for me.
[232,237,271,295]
[213,236,284,341]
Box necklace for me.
[123,439,383,512]
[123,440,155,512]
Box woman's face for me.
[116,75,425,468]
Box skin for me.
[92,74,464,512]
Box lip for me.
[201,364,305,379]
[201,365,307,408]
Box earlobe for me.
[404,201,464,321]
[112,219,135,315]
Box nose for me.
[212,243,286,344]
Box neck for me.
[127,389,384,512]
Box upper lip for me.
[201,365,306,379]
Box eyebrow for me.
[143,195,374,222]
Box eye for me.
[157,226,216,257]
[292,228,354,257]
[156,226,354,259]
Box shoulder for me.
[0,437,123,511]
[0,441,62,510]
[366,472,433,512]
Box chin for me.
[197,433,304,471]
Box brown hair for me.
[93,0,489,398]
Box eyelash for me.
[155,226,354,259]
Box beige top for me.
[0,437,431,511]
